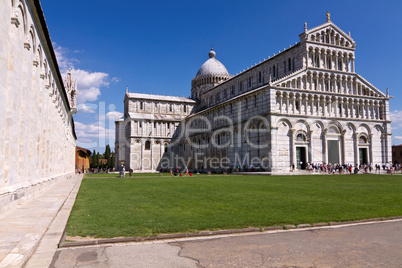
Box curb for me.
[58,216,402,248]
[18,175,82,267]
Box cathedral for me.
[115,13,392,172]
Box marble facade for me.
[116,14,392,172]
[0,0,76,213]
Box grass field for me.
[66,173,402,238]
[83,173,158,178]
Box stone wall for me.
[0,0,76,213]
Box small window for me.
[288,58,292,71]
[140,101,143,109]
[231,85,235,95]
[184,105,187,113]
[169,104,172,112]
[296,133,306,141]
[145,141,151,150]
[328,127,338,134]
[258,72,262,83]
[239,82,243,92]
[154,122,156,128]
[139,122,142,128]
[248,77,252,88]
[272,66,276,77]
[167,122,170,128]
[359,136,367,144]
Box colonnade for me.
[308,47,354,72]
[280,72,380,97]
[309,28,352,48]
[129,139,169,170]
[132,120,177,137]
[275,91,384,120]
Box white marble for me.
[0,0,76,213]
[116,14,392,172]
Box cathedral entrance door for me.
[359,148,368,165]
[327,140,340,165]
[296,147,307,169]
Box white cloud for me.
[107,111,124,119]
[77,103,96,113]
[390,110,402,128]
[54,43,110,104]
[74,121,116,150]
[71,69,109,103]
[54,44,79,71]
[98,111,124,121]
[391,110,402,145]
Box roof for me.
[76,146,91,156]
[195,49,230,77]
[126,93,196,103]
[128,112,187,122]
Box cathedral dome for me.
[196,49,230,77]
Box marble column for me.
[354,132,359,166]
[290,128,296,168]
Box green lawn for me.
[66,174,402,238]
[84,173,158,178]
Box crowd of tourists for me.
[304,162,401,174]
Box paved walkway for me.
[0,175,82,268]
[51,220,402,267]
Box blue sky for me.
[40,0,402,153]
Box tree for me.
[104,145,111,167]
[111,152,115,168]
[90,149,96,168]
[96,152,100,167]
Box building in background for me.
[0,0,77,213]
[115,13,392,172]
[75,147,91,172]
[392,145,402,164]
[115,92,195,171]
